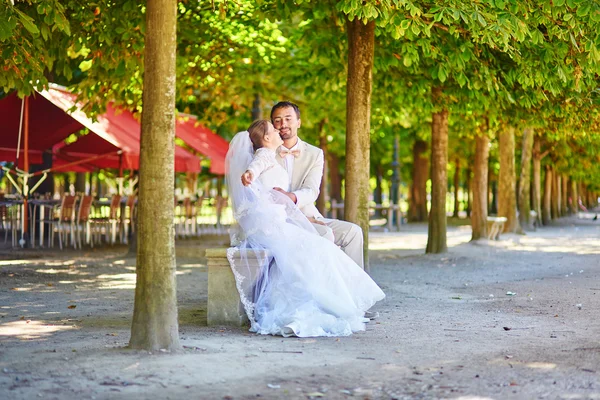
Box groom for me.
[269,101,365,269]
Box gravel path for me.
[1,214,599,400]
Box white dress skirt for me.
[226,142,385,337]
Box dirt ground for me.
[1,212,599,400]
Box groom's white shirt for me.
[277,139,324,219]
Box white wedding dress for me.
[226,132,385,337]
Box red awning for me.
[0,91,84,167]
[175,114,228,175]
[40,86,200,173]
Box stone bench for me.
[205,247,271,326]
[486,216,507,240]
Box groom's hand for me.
[273,187,297,204]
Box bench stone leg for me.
[205,248,271,327]
[206,249,248,326]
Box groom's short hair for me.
[271,101,301,120]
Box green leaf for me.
[576,4,591,17]
[477,13,487,27]
[0,17,17,41]
[14,9,40,35]
[438,65,447,83]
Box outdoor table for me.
[28,199,60,248]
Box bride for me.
[225,120,385,337]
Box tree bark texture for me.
[316,120,328,215]
[409,139,428,222]
[570,180,578,213]
[518,128,534,230]
[344,18,375,270]
[453,158,460,218]
[328,153,342,201]
[532,137,543,226]
[130,0,181,352]
[373,165,383,217]
[579,182,587,209]
[471,132,489,240]
[426,87,448,254]
[542,166,552,225]
[498,126,522,233]
[551,170,560,219]
[561,174,569,216]
[465,167,472,218]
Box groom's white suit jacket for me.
[276,138,324,219]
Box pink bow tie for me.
[278,149,301,158]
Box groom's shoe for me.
[364,310,379,320]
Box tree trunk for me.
[75,172,87,194]
[561,174,569,216]
[130,0,181,352]
[498,126,522,233]
[580,182,587,209]
[373,165,383,217]
[465,167,472,218]
[409,139,428,222]
[316,119,328,215]
[471,131,489,240]
[453,158,460,218]
[532,137,543,226]
[551,169,560,219]
[570,179,578,214]
[426,87,448,254]
[329,154,342,203]
[542,166,552,225]
[489,176,498,215]
[518,128,534,230]
[344,18,375,271]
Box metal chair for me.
[52,195,78,249]
[75,195,94,248]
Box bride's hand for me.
[307,217,326,226]
[241,171,253,186]
[273,187,298,204]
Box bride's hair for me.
[248,120,270,152]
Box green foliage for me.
[0,0,70,95]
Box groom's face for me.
[272,106,301,142]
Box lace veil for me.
[224,130,316,330]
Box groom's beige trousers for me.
[311,218,364,269]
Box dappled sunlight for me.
[525,362,557,370]
[511,236,600,255]
[8,287,31,292]
[96,272,136,290]
[179,263,206,269]
[37,268,92,275]
[369,230,471,251]
[0,260,33,266]
[175,270,193,275]
[0,320,75,340]
[490,356,557,371]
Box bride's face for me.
[263,123,283,149]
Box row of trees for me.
[3,0,599,351]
